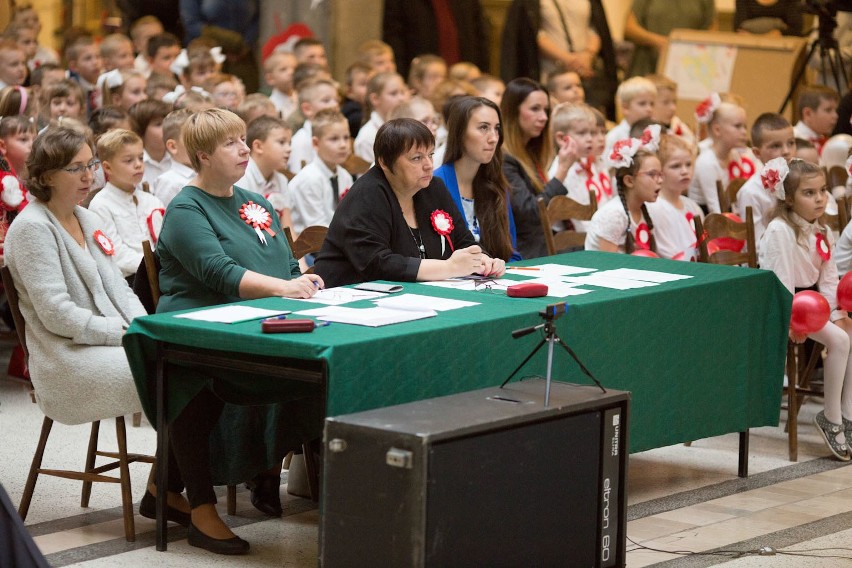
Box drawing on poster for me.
[663,43,737,100]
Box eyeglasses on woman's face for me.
[62,159,101,175]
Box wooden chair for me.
[284,226,328,275]
[695,206,757,268]
[715,178,746,213]
[536,191,597,256]
[1,266,154,542]
[828,165,848,190]
[823,196,849,234]
[342,153,372,177]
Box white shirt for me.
[290,158,353,233]
[836,222,852,276]
[237,157,293,213]
[736,172,778,246]
[87,182,165,277]
[354,111,384,164]
[153,161,195,206]
[288,119,314,174]
[269,88,296,118]
[584,198,649,252]
[143,149,172,191]
[759,214,845,321]
[688,147,761,213]
[646,196,703,261]
[793,121,821,144]
[548,157,612,232]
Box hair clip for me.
[761,157,789,199]
[605,137,642,170]
[96,69,123,91]
[694,92,721,124]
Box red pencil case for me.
[261,319,316,333]
[506,282,548,298]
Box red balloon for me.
[790,290,831,335]
[706,213,746,254]
[722,212,743,223]
[838,272,852,310]
[631,250,659,258]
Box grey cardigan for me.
[5,200,146,425]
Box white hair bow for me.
[210,46,226,65]
[96,69,123,91]
[605,138,642,170]
[170,49,190,76]
[694,92,721,124]
[761,157,790,199]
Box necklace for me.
[408,225,426,258]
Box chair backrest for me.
[1,265,28,361]
[141,240,161,310]
[823,196,850,234]
[828,165,848,190]
[695,206,757,268]
[284,226,328,260]
[715,179,728,213]
[537,191,597,255]
[342,154,372,177]
[726,178,747,211]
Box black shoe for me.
[246,474,282,517]
[139,490,191,527]
[187,523,250,555]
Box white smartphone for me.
[353,282,403,293]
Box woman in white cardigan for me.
[4,126,191,530]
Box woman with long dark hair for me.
[434,96,519,261]
[501,77,575,259]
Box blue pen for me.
[264,314,288,322]
[316,321,331,327]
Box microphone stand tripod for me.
[500,303,605,407]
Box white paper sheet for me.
[595,268,692,283]
[316,306,437,327]
[421,278,515,291]
[564,274,660,290]
[288,287,386,305]
[374,294,479,312]
[519,278,594,297]
[506,263,597,277]
[174,305,291,324]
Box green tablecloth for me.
[124,251,791,453]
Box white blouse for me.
[646,196,703,261]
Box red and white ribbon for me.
[728,156,755,180]
[816,232,831,261]
[598,172,613,197]
[147,208,164,244]
[635,223,651,250]
[93,230,115,256]
[239,201,276,245]
[431,209,454,256]
[585,177,603,202]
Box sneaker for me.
[814,411,851,461]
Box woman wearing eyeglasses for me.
[3,126,147,471]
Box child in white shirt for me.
[793,85,839,157]
[290,109,353,233]
[153,108,195,206]
[264,52,297,119]
[353,71,408,164]
[288,78,340,174]
[88,129,165,278]
[604,76,656,156]
[130,99,172,190]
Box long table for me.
[123,251,791,549]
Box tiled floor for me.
[3,365,852,567]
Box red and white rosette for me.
[816,232,831,261]
[239,201,276,245]
[598,172,613,197]
[694,92,721,124]
[728,155,755,180]
[606,138,641,170]
[147,207,164,244]
[431,209,454,256]
[635,223,651,250]
[759,157,789,199]
[93,230,115,256]
[585,177,603,202]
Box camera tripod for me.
[500,303,605,407]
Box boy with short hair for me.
[293,37,328,67]
[146,33,182,78]
[0,39,27,89]
[2,23,37,78]
[100,33,135,72]
[153,108,195,206]
[264,51,297,118]
[290,109,353,233]
[736,112,796,244]
[237,93,278,125]
[357,39,395,73]
[129,16,164,76]
[237,115,294,231]
[470,74,505,107]
[65,34,102,117]
[129,98,172,189]
[341,62,372,138]
[547,65,585,106]
[89,128,165,278]
[647,73,694,147]
[288,78,340,173]
[794,85,840,156]
[604,76,656,152]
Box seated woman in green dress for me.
[155,108,323,555]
